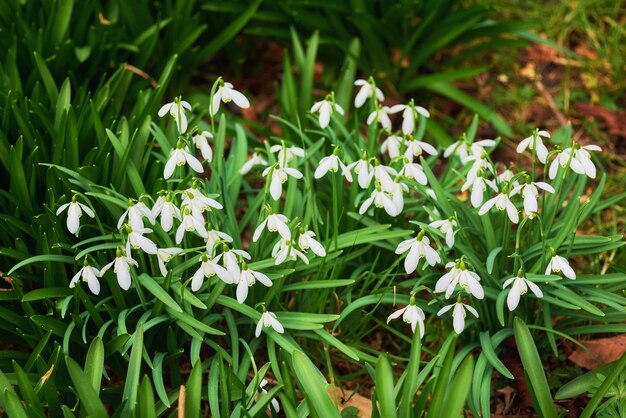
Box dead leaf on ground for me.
[568,334,626,370]
[328,385,372,417]
[575,103,626,139]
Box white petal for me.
[252,219,267,242]
[211,91,222,115]
[229,89,250,109]
[78,203,95,218]
[507,280,521,311]
[236,280,248,304]
[478,196,498,215]
[158,103,173,117]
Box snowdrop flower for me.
[70,260,102,295]
[478,187,519,224]
[381,135,404,159]
[503,270,543,311]
[389,177,409,214]
[164,141,204,179]
[389,100,430,135]
[56,196,95,236]
[404,138,438,161]
[125,226,158,256]
[386,295,426,337]
[497,166,520,190]
[158,99,191,133]
[216,245,251,283]
[262,164,303,201]
[354,78,384,108]
[253,211,291,242]
[464,153,495,185]
[211,80,250,116]
[359,183,399,216]
[255,310,284,337]
[429,217,457,248]
[548,148,578,179]
[175,207,208,244]
[271,239,309,265]
[437,300,479,334]
[193,131,213,162]
[117,199,154,231]
[461,171,497,208]
[399,158,428,185]
[511,179,554,218]
[311,94,344,128]
[191,254,233,291]
[545,251,576,280]
[249,379,280,413]
[395,231,441,274]
[151,194,180,232]
[269,144,305,167]
[240,152,268,175]
[435,260,484,299]
[372,161,397,192]
[366,105,393,130]
[346,156,374,189]
[236,263,273,304]
[315,150,353,182]
[181,185,223,219]
[572,144,602,179]
[100,248,138,291]
[444,138,496,161]
[205,226,233,256]
[517,129,550,164]
[156,247,183,277]
[297,229,326,257]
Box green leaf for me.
[3,388,30,418]
[292,350,340,418]
[22,287,72,301]
[122,324,144,417]
[65,357,109,418]
[85,336,104,394]
[8,255,75,276]
[138,376,156,418]
[185,360,203,418]
[579,350,626,418]
[479,331,513,379]
[375,354,397,418]
[138,274,182,312]
[441,355,474,418]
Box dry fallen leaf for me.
[328,385,373,417]
[568,334,626,370]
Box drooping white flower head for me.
[211,80,250,116]
[437,301,479,334]
[517,129,550,164]
[386,297,426,337]
[358,184,399,217]
[478,186,520,224]
[236,264,273,304]
[381,135,404,159]
[366,105,393,130]
[311,94,344,128]
[70,260,102,295]
[164,142,204,179]
[461,171,497,208]
[269,145,305,167]
[346,157,374,189]
[56,196,95,236]
[395,231,441,274]
[214,245,251,284]
[510,180,555,218]
[388,101,430,135]
[271,239,309,265]
[205,227,233,257]
[297,230,326,257]
[249,379,280,413]
[262,164,303,201]
[181,185,223,221]
[240,152,268,175]
[193,131,214,162]
[429,217,457,248]
[117,199,155,231]
[354,78,384,108]
[175,207,208,244]
[151,194,181,232]
[255,310,284,337]
[372,162,397,192]
[502,271,544,311]
[444,138,496,161]
[399,158,428,186]
[388,178,408,215]
[158,99,192,133]
[314,152,353,182]
[125,226,158,256]
[100,248,139,291]
[253,211,291,242]
[545,252,576,280]
[572,144,602,179]
[191,253,233,291]
[435,260,484,299]
[404,138,438,162]
[156,247,183,277]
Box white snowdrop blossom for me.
[271,239,309,265]
[572,144,602,179]
[354,78,384,108]
[211,80,250,115]
[399,159,428,185]
[437,301,479,334]
[156,247,183,277]
[269,145,305,167]
[56,196,95,236]
[205,228,233,256]
[125,226,158,256]
[548,148,579,180]
[255,311,284,337]
[443,138,496,161]
[191,254,233,291]
[435,261,484,299]
[181,186,223,220]
[249,379,280,413]
[381,135,404,159]
[386,298,426,337]
[175,207,208,244]
[347,157,374,189]
[429,217,457,248]
[297,230,326,257]
[158,99,191,133]
[388,178,409,214]
[498,167,520,190]
[404,138,438,161]
[545,253,576,280]
[502,271,544,311]
[100,249,138,291]
[262,164,303,201]
[164,142,204,179]
[478,188,519,224]
[461,172,497,208]
[359,185,399,217]
[193,131,214,162]
[389,101,430,135]
[314,153,353,182]
[70,260,102,295]
[240,152,268,175]
[373,162,397,192]
[151,194,180,232]
[395,231,441,274]
[311,96,344,128]
[366,105,393,130]
[217,246,251,283]
[236,264,273,304]
[464,154,495,185]
[511,180,555,218]
[517,129,550,164]
[253,212,291,242]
